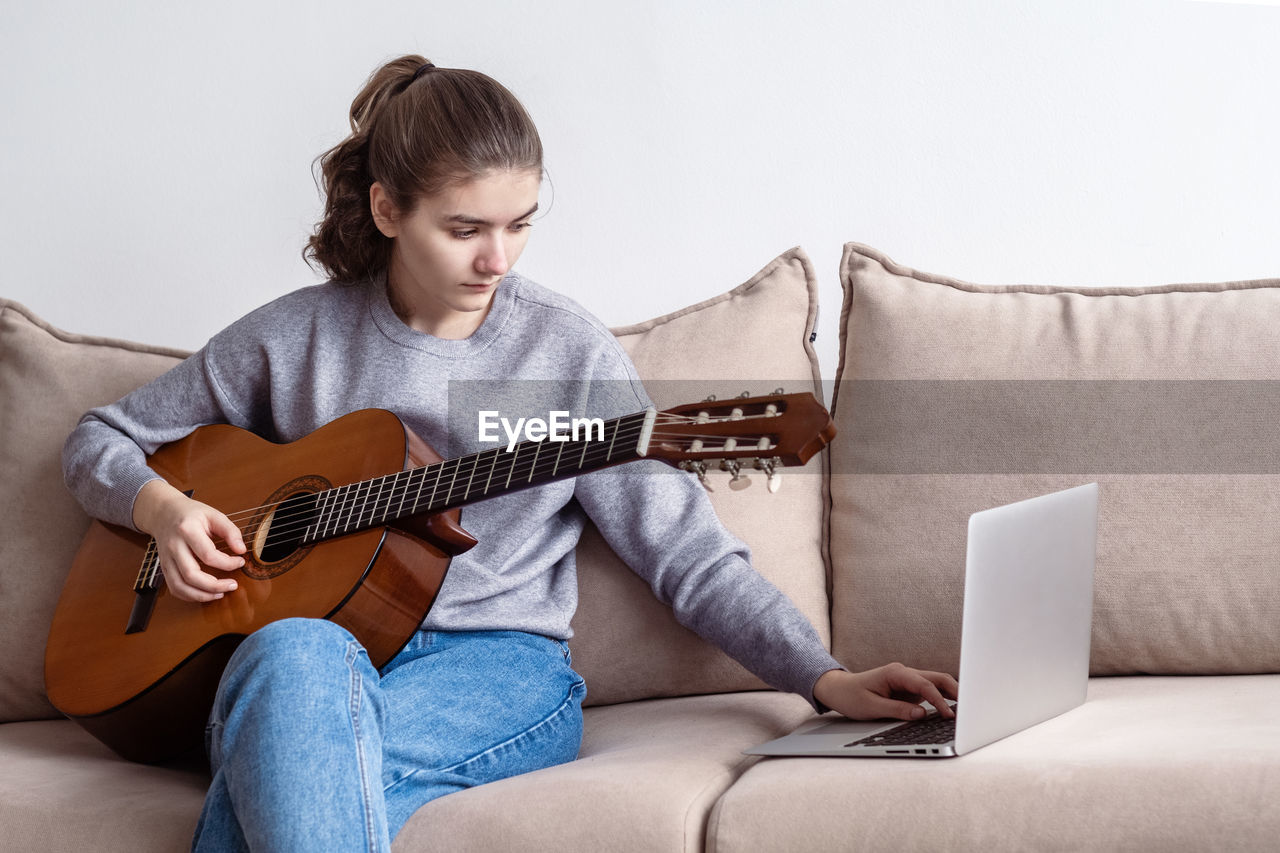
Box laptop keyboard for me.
[846,713,956,747]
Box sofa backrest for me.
[571,248,832,705]
[0,300,187,722]
[827,243,1280,678]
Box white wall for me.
[3,0,1278,379]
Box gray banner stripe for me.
[838,380,1280,475]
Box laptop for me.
[746,482,1099,759]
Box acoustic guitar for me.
[44,392,834,764]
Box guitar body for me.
[44,409,474,764]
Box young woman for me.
[62,54,956,851]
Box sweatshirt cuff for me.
[120,472,165,532]
[794,651,846,713]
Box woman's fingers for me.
[160,545,230,602]
[879,663,958,718]
[160,508,244,602]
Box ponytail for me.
[303,54,543,283]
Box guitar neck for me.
[300,409,655,545]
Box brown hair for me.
[303,54,543,283]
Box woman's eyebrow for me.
[445,203,539,227]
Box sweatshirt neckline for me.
[368,270,519,357]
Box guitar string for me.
[208,416,642,527]
[136,417,786,587]
[214,421,765,543]
[138,419,641,589]
[195,413,692,527]
[137,417,641,587]
[197,416,779,531]
[217,424,781,543]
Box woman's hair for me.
[303,54,543,283]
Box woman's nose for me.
[475,238,509,277]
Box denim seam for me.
[346,641,379,851]
[382,675,585,796]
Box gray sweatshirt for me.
[62,272,841,705]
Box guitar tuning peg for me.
[701,394,718,403]
[772,387,785,395]
[723,460,751,491]
[681,460,713,491]
[757,458,782,494]
[738,391,751,399]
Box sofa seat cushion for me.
[706,675,1280,852]
[395,691,814,852]
[0,691,813,853]
[0,720,207,852]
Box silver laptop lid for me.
[954,482,1098,755]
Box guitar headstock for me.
[641,392,836,489]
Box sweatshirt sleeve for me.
[61,341,256,531]
[570,344,843,710]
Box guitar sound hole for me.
[259,491,320,563]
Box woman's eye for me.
[452,230,477,240]
[510,221,533,233]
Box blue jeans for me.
[191,618,586,852]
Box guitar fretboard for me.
[300,410,652,544]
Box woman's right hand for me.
[132,479,247,602]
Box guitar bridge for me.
[125,589,157,634]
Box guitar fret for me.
[551,439,566,477]
[605,418,620,461]
[527,441,542,483]
[305,489,331,544]
[424,461,442,512]
[372,476,389,526]
[336,484,355,536]
[355,480,373,531]
[505,444,520,490]
[326,484,346,537]
[444,457,463,508]
[367,477,385,527]
[462,454,481,502]
[405,467,423,516]
[482,447,500,495]
[322,488,339,539]
[393,469,411,521]
[407,468,425,515]
[339,482,357,533]
[344,482,365,533]
[380,473,397,522]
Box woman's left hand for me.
[812,663,958,721]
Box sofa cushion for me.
[828,244,1280,677]
[707,675,1280,852]
[0,721,207,853]
[570,247,832,704]
[0,692,813,853]
[0,300,187,722]
[396,691,814,852]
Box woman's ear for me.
[370,182,401,238]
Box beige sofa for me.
[2,244,1278,851]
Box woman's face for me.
[372,168,541,339]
